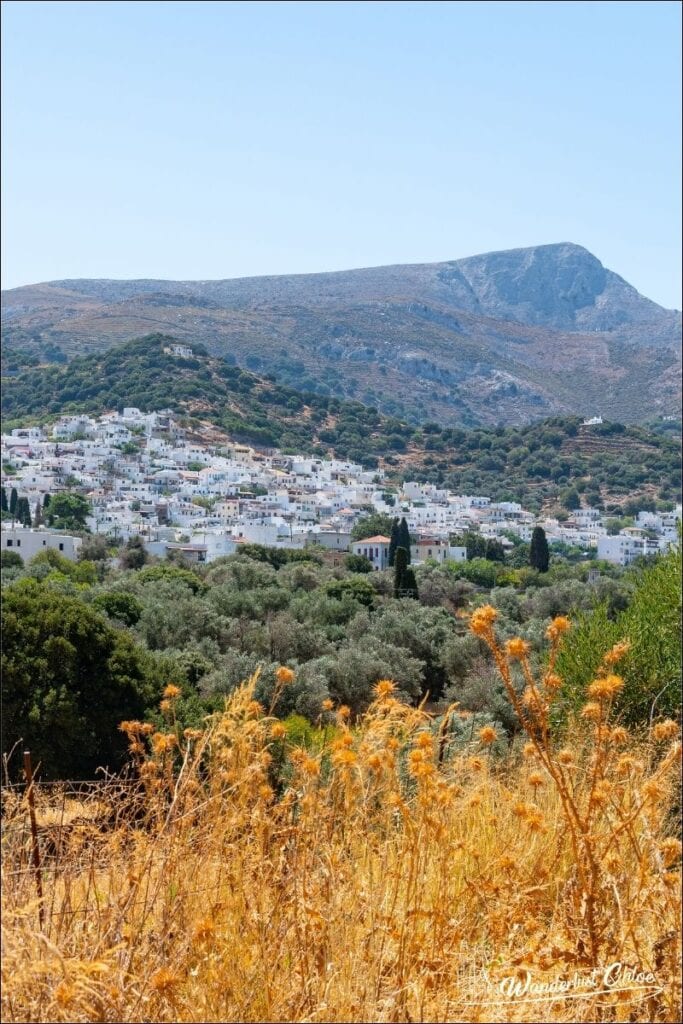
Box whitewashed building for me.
[1,525,82,561]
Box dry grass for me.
[2,616,681,1023]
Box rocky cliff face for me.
[2,243,680,427]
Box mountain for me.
[2,333,680,513]
[2,243,680,427]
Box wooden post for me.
[23,750,45,930]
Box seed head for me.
[603,640,631,665]
[652,719,679,741]
[333,749,357,767]
[470,604,498,636]
[150,969,181,995]
[192,917,215,943]
[276,666,295,685]
[660,838,682,866]
[546,615,570,641]
[303,756,321,776]
[587,674,624,700]
[543,672,563,693]
[374,679,396,698]
[505,638,530,659]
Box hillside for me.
[2,333,680,513]
[2,243,680,427]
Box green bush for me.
[1,579,155,778]
[556,544,681,724]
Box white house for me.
[410,538,452,565]
[302,529,352,551]
[1,525,82,561]
[163,344,194,358]
[597,534,645,566]
[350,535,391,570]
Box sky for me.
[1,0,681,307]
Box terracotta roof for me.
[353,535,391,543]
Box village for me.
[1,407,680,568]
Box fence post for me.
[23,750,45,930]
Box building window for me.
[6,540,12,547]
[59,543,64,551]
[16,540,21,547]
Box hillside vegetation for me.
[2,243,681,426]
[1,334,680,512]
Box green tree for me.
[393,546,408,598]
[529,526,550,573]
[351,513,395,542]
[92,591,144,627]
[485,539,506,563]
[33,500,43,527]
[0,487,7,513]
[15,497,31,527]
[325,576,376,607]
[46,492,91,532]
[398,518,412,563]
[1,550,23,568]
[388,518,400,567]
[9,488,18,516]
[120,535,148,570]
[460,532,487,560]
[344,553,374,574]
[392,546,418,598]
[1,579,154,778]
[401,566,419,600]
[561,487,582,511]
[78,534,110,562]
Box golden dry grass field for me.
[2,611,681,1023]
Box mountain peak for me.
[1,243,679,429]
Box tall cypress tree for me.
[34,500,43,527]
[401,566,419,600]
[393,546,409,598]
[15,497,31,527]
[398,517,412,563]
[9,488,18,516]
[529,526,550,573]
[388,518,400,567]
[43,493,51,509]
[0,487,7,513]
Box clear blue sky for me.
[2,0,681,307]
